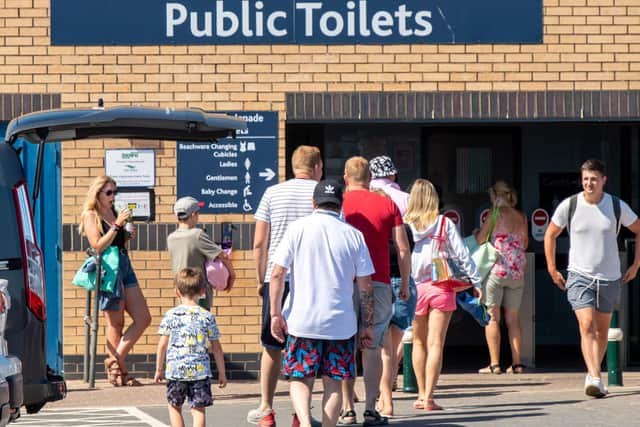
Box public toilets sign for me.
[51,1,542,45]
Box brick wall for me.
[0,0,638,371]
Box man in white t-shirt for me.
[248,145,323,427]
[270,179,375,427]
[544,159,640,398]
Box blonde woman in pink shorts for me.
[404,179,482,411]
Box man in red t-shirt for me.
[339,156,411,426]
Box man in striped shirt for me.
[247,145,323,427]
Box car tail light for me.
[13,181,46,321]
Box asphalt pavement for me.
[21,371,640,426]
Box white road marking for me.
[124,407,170,427]
[18,407,169,426]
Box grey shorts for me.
[566,271,621,313]
[483,274,524,310]
[354,281,393,349]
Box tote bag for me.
[431,216,473,293]
[71,246,119,292]
[469,208,499,282]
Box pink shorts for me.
[415,281,456,315]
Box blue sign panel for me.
[51,1,542,45]
[177,111,278,214]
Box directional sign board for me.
[177,111,278,214]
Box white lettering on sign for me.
[213,151,238,158]
[178,143,210,150]
[209,201,239,209]
[166,1,433,39]
[205,175,238,182]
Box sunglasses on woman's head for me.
[101,189,118,196]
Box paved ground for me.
[20,371,640,426]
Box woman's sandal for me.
[118,371,143,387]
[103,358,121,387]
[507,364,526,374]
[478,364,502,374]
[412,399,425,409]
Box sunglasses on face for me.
[101,189,118,196]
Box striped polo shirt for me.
[254,178,317,282]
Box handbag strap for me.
[437,215,447,251]
[483,207,499,244]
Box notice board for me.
[177,112,278,214]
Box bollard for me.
[402,327,417,393]
[607,311,623,387]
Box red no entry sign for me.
[532,209,548,227]
[480,209,490,225]
[444,209,461,225]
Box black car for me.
[1,105,246,416]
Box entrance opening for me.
[286,121,640,370]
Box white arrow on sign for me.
[259,168,276,181]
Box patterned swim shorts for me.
[282,335,355,381]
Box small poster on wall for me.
[114,188,155,222]
[105,149,155,188]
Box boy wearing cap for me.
[167,196,235,310]
[270,179,375,427]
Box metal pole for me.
[401,328,417,393]
[83,290,92,382]
[607,310,623,387]
[89,252,102,389]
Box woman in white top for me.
[404,179,482,411]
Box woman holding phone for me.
[79,175,151,386]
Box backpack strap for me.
[567,193,622,236]
[612,195,621,235]
[567,194,578,234]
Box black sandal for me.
[507,364,526,374]
[363,409,388,426]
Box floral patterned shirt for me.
[491,233,527,280]
[158,304,220,381]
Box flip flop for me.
[425,400,444,411]
[375,404,395,418]
[413,399,425,409]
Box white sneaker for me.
[584,376,607,398]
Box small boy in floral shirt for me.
[155,267,227,427]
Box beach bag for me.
[456,291,491,327]
[71,246,119,292]
[465,208,499,282]
[431,216,473,293]
[205,248,231,291]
